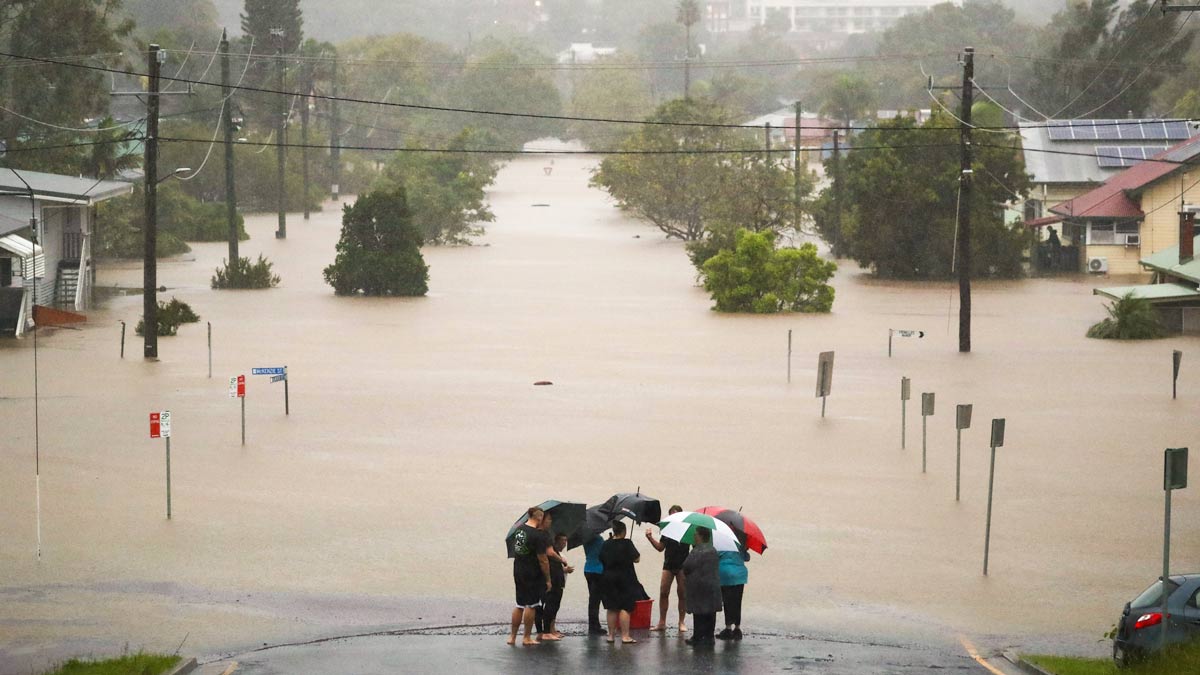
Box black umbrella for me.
[505,500,586,558]
[566,492,661,549]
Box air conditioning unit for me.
[1125,234,1141,246]
[1088,256,1109,273]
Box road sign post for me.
[151,411,172,519]
[984,418,1005,575]
[889,329,925,358]
[207,322,212,379]
[252,366,288,415]
[1163,447,1188,650]
[955,404,973,501]
[787,330,792,383]
[816,351,834,418]
[901,376,911,449]
[230,375,246,445]
[921,393,935,473]
[120,321,126,359]
[1173,350,1183,399]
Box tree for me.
[567,62,654,149]
[241,0,302,53]
[323,186,429,296]
[815,114,1031,279]
[122,0,217,37]
[701,229,836,313]
[1086,292,1167,339]
[817,73,877,128]
[449,40,563,148]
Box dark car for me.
[1113,574,1200,666]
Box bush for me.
[1086,292,1167,340]
[323,186,429,296]
[95,183,246,259]
[135,297,199,336]
[212,255,281,289]
[701,229,837,313]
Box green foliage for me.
[1028,639,1200,674]
[1086,293,1167,340]
[701,229,836,313]
[815,114,1030,279]
[94,183,247,259]
[135,297,199,337]
[212,255,281,289]
[372,130,498,244]
[324,186,429,296]
[567,63,655,149]
[449,40,563,148]
[1024,654,1116,675]
[593,98,811,242]
[43,652,180,675]
[817,73,877,127]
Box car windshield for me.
[1132,579,1182,609]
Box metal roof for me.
[1019,119,1200,186]
[1094,283,1200,303]
[1049,134,1200,220]
[1140,234,1200,284]
[0,168,132,204]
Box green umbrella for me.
[505,500,586,558]
[657,510,742,552]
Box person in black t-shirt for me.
[537,533,573,639]
[599,520,641,644]
[508,507,550,646]
[645,504,689,633]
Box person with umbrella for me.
[681,526,722,648]
[644,504,688,633]
[534,513,571,641]
[599,520,641,644]
[583,534,606,635]
[507,507,551,646]
[717,548,749,641]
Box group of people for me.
[508,505,749,648]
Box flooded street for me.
[2,154,1198,670]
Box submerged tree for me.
[323,186,429,297]
[1086,293,1167,340]
[701,229,836,313]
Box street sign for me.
[901,376,911,401]
[816,351,834,398]
[237,374,245,397]
[990,418,1006,448]
[160,410,171,438]
[270,374,286,383]
[228,376,237,398]
[1173,350,1183,399]
[1166,447,1188,491]
[150,412,161,438]
[252,367,286,376]
[895,330,925,338]
[956,404,973,430]
[921,392,935,417]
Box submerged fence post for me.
[921,393,935,473]
[120,321,126,359]
[901,376,911,449]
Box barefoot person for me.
[645,504,688,633]
[600,520,641,644]
[508,507,551,646]
[534,514,569,641]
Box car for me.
[1113,574,1200,667]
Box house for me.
[743,108,841,165]
[1027,121,1200,275]
[0,168,132,336]
[1094,214,1200,334]
[743,0,953,34]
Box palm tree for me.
[676,0,700,99]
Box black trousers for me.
[692,613,717,644]
[721,584,744,627]
[535,587,562,633]
[585,572,604,630]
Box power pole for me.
[220,30,238,262]
[143,44,162,359]
[330,56,341,201]
[300,62,310,221]
[274,36,287,239]
[765,122,771,158]
[794,101,802,232]
[684,23,691,100]
[958,47,975,353]
[832,128,842,249]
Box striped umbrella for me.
[697,506,767,554]
[657,510,742,552]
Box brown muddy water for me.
[1,154,1198,669]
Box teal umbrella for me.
[505,500,586,558]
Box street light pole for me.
[144,44,162,359]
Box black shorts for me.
[515,577,544,609]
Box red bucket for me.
[630,599,653,629]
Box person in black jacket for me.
[645,504,689,632]
[536,533,572,639]
[682,526,722,648]
[599,520,641,644]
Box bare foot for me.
[678,624,688,632]
[606,637,615,644]
[551,632,564,638]
[522,638,541,646]
[541,634,561,641]
[622,637,638,644]
[649,624,666,632]
[506,636,516,645]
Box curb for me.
[1002,650,1056,675]
[164,657,197,675]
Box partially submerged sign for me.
[1165,447,1188,491]
[816,351,834,398]
[956,404,973,430]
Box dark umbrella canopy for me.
[696,505,767,554]
[505,500,586,558]
[565,493,661,550]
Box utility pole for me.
[220,30,238,262]
[794,101,802,231]
[143,44,162,359]
[273,35,287,239]
[765,122,771,159]
[958,47,975,353]
[330,56,341,201]
[832,128,842,248]
[301,61,311,221]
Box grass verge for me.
[1026,639,1200,675]
[42,653,180,675]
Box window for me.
[1088,221,1139,245]
[1133,579,1180,609]
[1089,222,1115,245]
[1024,199,1042,222]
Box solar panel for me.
[1047,121,1074,140]
[1073,120,1098,140]
[1096,146,1124,167]
[1049,119,1194,142]
[1096,145,1168,168]
[1115,120,1144,140]
[1143,122,1168,139]
[1164,121,1192,139]
[1096,121,1121,140]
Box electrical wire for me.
[161,40,197,93]
[175,39,256,182]
[0,104,142,132]
[1072,13,1195,120]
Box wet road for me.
[1,150,1197,672]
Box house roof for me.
[1140,233,1200,283]
[0,168,132,204]
[1018,119,1197,186]
[1049,134,1200,220]
[1094,283,1200,303]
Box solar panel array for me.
[1047,119,1192,141]
[1095,145,1170,168]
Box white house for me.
[0,168,131,336]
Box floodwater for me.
[2,152,1198,671]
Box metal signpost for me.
[787,330,792,383]
[889,329,925,357]
[230,375,246,444]
[955,404,973,501]
[1162,447,1188,651]
[901,376,911,449]
[151,410,172,519]
[1173,350,1183,399]
[120,321,126,358]
[207,322,212,378]
[983,418,1005,575]
[816,351,834,417]
[921,393,935,472]
[252,366,289,415]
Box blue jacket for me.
[718,550,749,586]
[583,536,604,574]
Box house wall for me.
[1138,178,1200,260]
[1084,243,1143,276]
